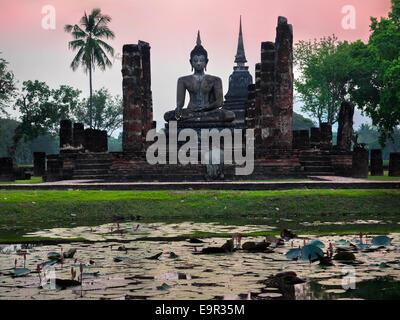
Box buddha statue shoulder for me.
[164,31,235,123]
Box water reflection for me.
[0,222,399,300]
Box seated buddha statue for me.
[164,32,235,123]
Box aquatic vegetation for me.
[0,222,399,300]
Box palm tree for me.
[64,8,115,129]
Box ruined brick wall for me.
[337,101,354,151]
[252,16,293,152]
[122,41,153,155]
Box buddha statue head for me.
[190,31,208,72]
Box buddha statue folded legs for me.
[163,31,235,125]
[164,107,235,123]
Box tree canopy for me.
[72,87,122,136]
[0,54,17,116]
[65,8,115,128]
[347,0,400,146]
[294,0,400,146]
[13,80,81,144]
[294,35,353,126]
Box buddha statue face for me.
[190,54,207,73]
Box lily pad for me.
[114,257,133,263]
[285,248,302,260]
[258,292,282,298]
[335,240,351,247]
[300,245,324,261]
[157,283,171,291]
[307,240,325,248]
[48,252,61,260]
[333,251,355,261]
[357,244,370,250]
[13,268,31,277]
[371,236,391,246]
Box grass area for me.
[366,171,400,181]
[0,176,43,184]
[0,189,399,240]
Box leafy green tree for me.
[0,54,17,116]
[294,35,353,125]
[348,0,400,146]
[73,87,122,136]
[64,8,115,129]
[13,80,81,144]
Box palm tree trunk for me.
[89,64,93,129]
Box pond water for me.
[0,222,399,300]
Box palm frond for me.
[93,26,115,39]
[80,11,90,31]
[65,8,114,74]
[96,39,114,56]
[93,41,112,71]
[68,39,85,51]
[64,24,74,33]
[70,47,85,71]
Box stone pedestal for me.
[370,149,383,176]
[0,157,15,181]
[320,123,332,149]
[33,152,46,176]
[337,102,354,151]
[60,120,73,148]
[352,147,369,178]
[389,152,400,177]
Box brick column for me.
[33,152,46,176]
[352,147,369,178]
[273,16,293,149]
[389,152,400,177]
[253,17,293,152]
[310,127,321,147]
[258,42,275,148]
[0,157,15,181]
[320,123,332,149]
[337,101,354,151]
[73,123,85,149]
[60,120,73,149]
[122,41,153,155]
[370,149,383,176]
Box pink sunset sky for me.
[0,0,392,129]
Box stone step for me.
[75,163,112,170]
[299,156,331,162]
[74,169,108,175]
[75,159,112,165]
[75,154,111,160]
[300,161,332,166]
[303,166,333,172]
[72,174,110,180]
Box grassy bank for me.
[0,176,43,184]
[0,189,400,240]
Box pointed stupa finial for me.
[235,16,247,64]
[196,30,202,46]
